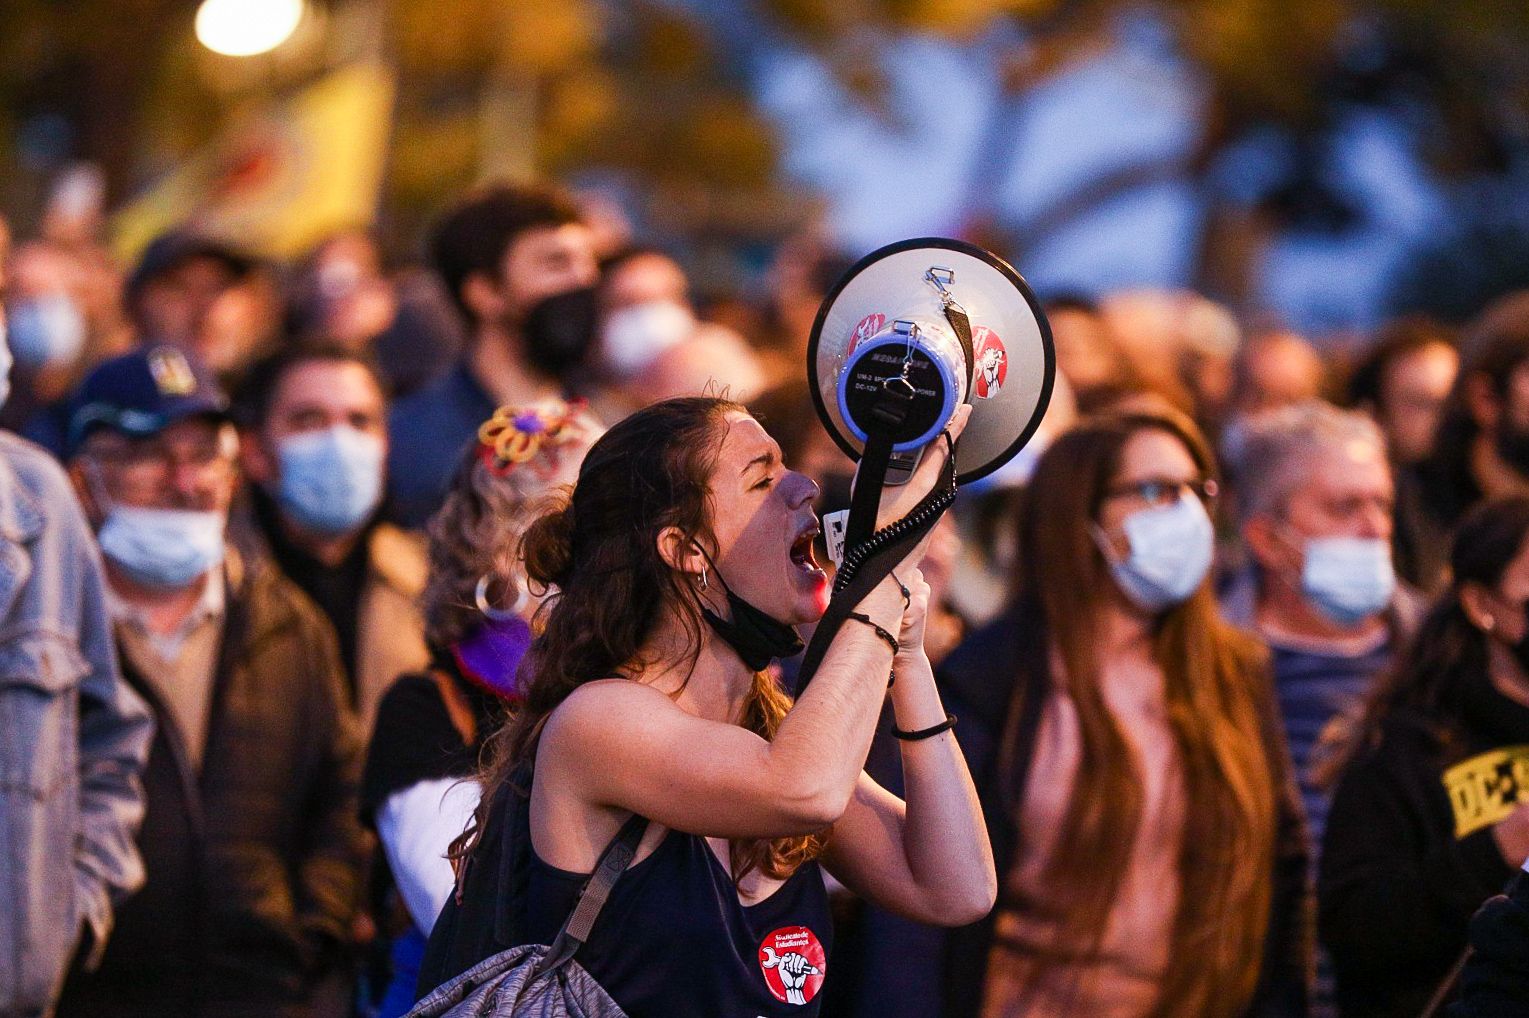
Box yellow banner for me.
[113,63,395,262]
[1443,745,1529,838]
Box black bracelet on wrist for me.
[892,712,956,741]
[846,611,899,656]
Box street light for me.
[195,0,305,57]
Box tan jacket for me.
[230,501,430,737]
[354,523,430,733]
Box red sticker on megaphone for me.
[847,313,886,356]
[972,325,1007,399]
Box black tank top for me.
[525,828,834,1017]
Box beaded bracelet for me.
[846,611,899,656]
[892,712,957,741]
[846,611,899,689]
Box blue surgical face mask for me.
[98,504,227,589]
[1095,494,1215,613]
[6,293,86,369]
[275,425,385,536]
[1301,536,1396,626]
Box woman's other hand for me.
[894,568,932,659]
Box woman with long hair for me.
[1396,314,1529,591]
[417,396,995,1016]
[1319,498,1529,1018]
[931,410,1310,1018]
[359,399,602,1017]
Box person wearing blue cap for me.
[55,345,367,1018]
[0,302,154,1018]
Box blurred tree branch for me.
[0,0,1523,303]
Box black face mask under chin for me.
[700,572,804,673]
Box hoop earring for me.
[475,574,526,622]
[697,564,709,592]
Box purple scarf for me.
[450,615,533,701]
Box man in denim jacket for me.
[0,335,154,1017]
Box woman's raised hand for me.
[893,568,933,659]
[871,404,970,531]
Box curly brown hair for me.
[454,396,827,886]
[421,402,601,650]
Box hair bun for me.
[521,499,576,587]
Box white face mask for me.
[600,300,695,378]
[98,505,227,590]
[1095,494,1216,612]
[1300,536,1396,626]
[6,292,87,369]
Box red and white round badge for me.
[758,925,827,1006]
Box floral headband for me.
[476,398,588,478]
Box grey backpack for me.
[405,815,648,1018]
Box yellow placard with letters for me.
[1443,745,1529,838]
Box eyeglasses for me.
[86,430,236,499]
[1104,476,1219,508]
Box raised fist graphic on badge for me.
[761,946,822,1005]
[758,926,827,1007]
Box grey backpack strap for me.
[533,813,649,976]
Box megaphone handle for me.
[845,380,916,548]
[846,427,896,550]
[794,501,927,696]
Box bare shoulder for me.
[535,679,696,805]
[542,678,682,749]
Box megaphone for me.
[807,238,1055,491]
[791,238,1054,696]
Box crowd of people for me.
[4,174,1529,1018]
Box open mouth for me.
[790,526,824,577]
[788,525,825,583]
